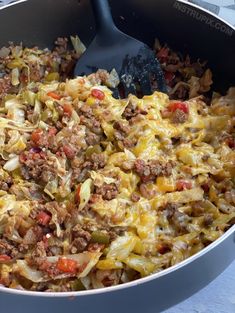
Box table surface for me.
[0,1,234,313]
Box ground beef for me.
[72,168,89,184]
[79,104,93,118]
[70,156,88,183]
[113,120,135,148]
[45,201,68,225]
[134,159,174,183]
[163,203,178,219]
[113,131,124,141]
[70,226,91,253]
[85,130,101,146]
[60,58,77,79]
[139,184,156,199]
[72,225,91,241]
[70,238,88,254]
[83,118,102,145]
[122,138,137,148]
[54,37,68,54]
[47,246,63,256]
[0,75,12,100]
[19,151,56,183]
[167,207,190,234]
[30,129,57,150]
[79,105,102,134]
[73,153,106,181]
[88,69,109,85]
[89,153,106,170]
[60,143,77,159]
[0,239,18,258]
[171,108,188,123]
[34,258,61,278]
[94,183,119,200]
[122,103,136,120]
[23,226,44,245]
[28,61,42,82]
[134,159,152,180]
[79,113,94,129]
[58,124,88,158]
[122,102,147,120]
[53,37,78,80]
[87,243,105,252]
[31,241,47,259]
[0,176,13,191]
[113,121,130,134]
[150,160,166,176]
[161,161,175,176]
[203,214,214,227]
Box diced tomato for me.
[48,127,57,136]
[75,185,81,203]
[225,137,235,149]
[201,183,210,193]
[176,180,192,191]
[157,47,169,62]
[63,103,73,117]
[168,102,189,114]
[56,258,78,274]
[164,71,175,83]
[31,128,44,144]
[0,255,11,262]
[62,145,76,159]
[47,91,62,100]
[37,211,51,226]
[20,73,29,84]
[91,89,105,100]
[156,243,170,255]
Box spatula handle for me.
[90,0,116,33]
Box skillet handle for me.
[90,0,117,35]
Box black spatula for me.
[74,0,167,98]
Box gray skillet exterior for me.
[0,1,234,312]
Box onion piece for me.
[11,68,20,86]
[3,155,20,172]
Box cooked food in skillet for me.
[0,38,234,291]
